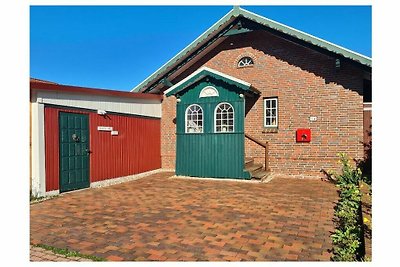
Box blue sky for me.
[30,6,372,91]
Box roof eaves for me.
[131,7,240,93]
[237,7,371,67]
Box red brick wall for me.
[161,96,177,169]
[160,30,365,178]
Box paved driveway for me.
[30,172,337,261]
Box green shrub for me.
[331,227,361,261]
[335,153,362,186]
[330,153,363,261]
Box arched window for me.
[237,56,254,68]
[215,103,234,132]
[199,86,219,98]
[185,104,203,133]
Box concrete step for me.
[250,170,273,183]
[252,169,269,180]
[245,157,254,167]
[261,172,273,183]
[246,163,263,175]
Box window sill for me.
[237,65,254,69]
[262,127,278,133]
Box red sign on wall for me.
[296,129,311,142]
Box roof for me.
[30,78,59,85]
[132,6,371,93]
[31,80,162,101]
[164,67,256,97]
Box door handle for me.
[85,148,92,154]
[72,133,80,142]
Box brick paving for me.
[30,245,93,261]
[30,172,338,261]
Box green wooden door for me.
[59,112,90,192]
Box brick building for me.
[131,7,372,179]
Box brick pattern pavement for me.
[30,172,337,261]
[30,246,93,262]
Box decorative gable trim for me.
[164,67,252,97]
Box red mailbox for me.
[296,129,311,142]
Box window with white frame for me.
[237,56,254,68]
[199,86,219,98]
[215,103,234,132]
[185,104,203,133]
[264,98,278,127]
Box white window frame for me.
[199,86,219,98]
[264,98,278,128]
[214,102,235,133]
[185,104,203,134]
[237,56,254,68]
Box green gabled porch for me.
[164,66,270,180]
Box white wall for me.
[36,90,161,118]
[30,98,46,197]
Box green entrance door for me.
[59,112,90,192]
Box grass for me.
[30,192,59,204]
[32,243,107,261]
[30,194,45,202]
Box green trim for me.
[165,67,252,97]
[161,77,173,87]
[131,6,371,93]
[223,26,253,37]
